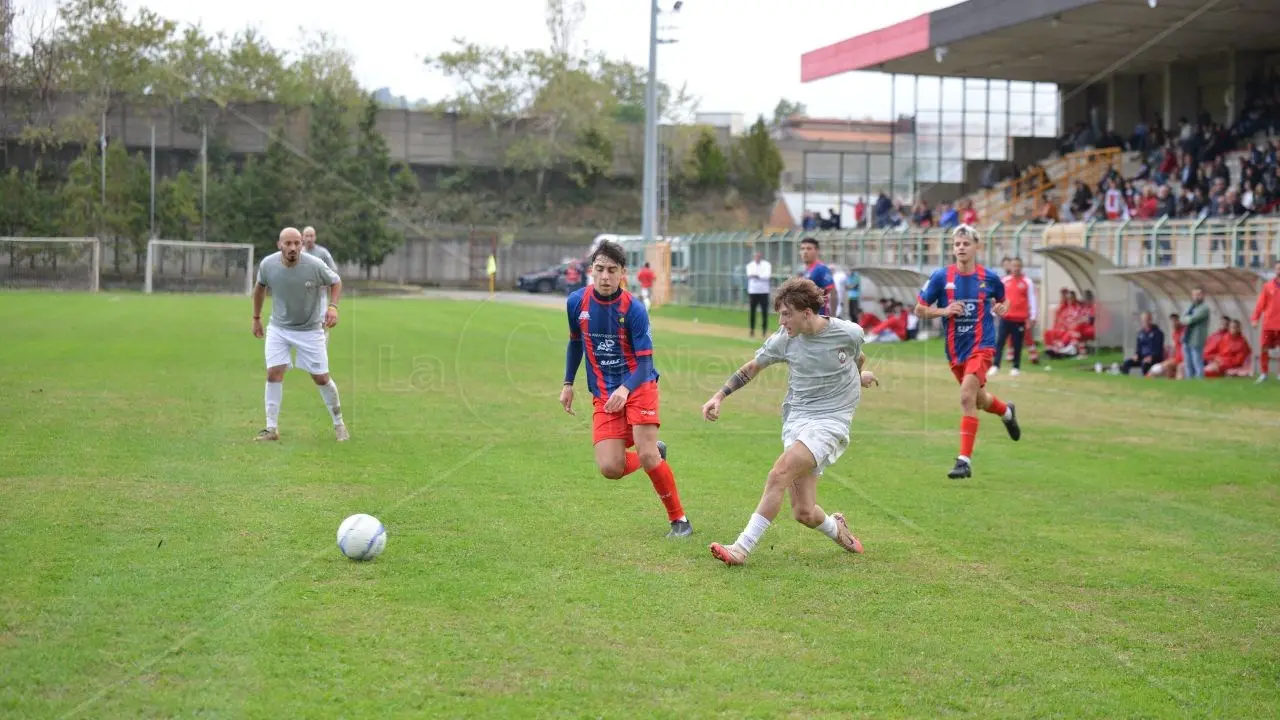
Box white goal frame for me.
[144,239,255,295]
[0,237,102,292]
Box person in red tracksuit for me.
[991,257,1037,376]
[1204,320,1253,377]
[1251,260,1280,383]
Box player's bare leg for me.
[310,372,347,441]
[257,364,288,441]
[633,424,690,538]
[710,443,810,565]
[787,465,864,554]
[593,438,641,479]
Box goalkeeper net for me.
[0,237,101,292]
[145,239,255,295]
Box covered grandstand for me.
[763,0,1280,366]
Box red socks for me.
[959,416,979,458]
[985,396,1008,417]
[645,461,685,522]
[623,451,642,476]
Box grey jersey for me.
[256,252,341,331]
[754,317,866,424]
[304,243,338,272]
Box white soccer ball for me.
[337,513,387,561]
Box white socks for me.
[265,381,283,429]
[317,380,344,426]
[735,513,772,553]
[816,513,840,540]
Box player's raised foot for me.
[656,440,668,461]
[709,542,747,566]
[667,519,692,538]
[334,424,350,442]
[831,512,865,554]
[255,428,279,442]
[947,457,972,479]
[1002,402,1021,441]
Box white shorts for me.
[782,416,851,476]
[265,325,329,374]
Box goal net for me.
[145,239,255,295]
[0,237,101,292]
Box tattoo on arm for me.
[720,368,753,397]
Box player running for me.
[799,237,835,315]
[914,225,1021,479]
[560,240,691,538]
[702,277,876,567]
[252,227,349,442]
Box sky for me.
[14,0,963,122]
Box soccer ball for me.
[337,513,387,561]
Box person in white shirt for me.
[745,251,773,337]
[831,266,849,320]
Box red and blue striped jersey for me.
[566,287,658,398]
[918,264,1006,364]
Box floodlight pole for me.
[643,1,681,245]
[642,0,660,245]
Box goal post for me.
[0,237,101,292]
[145,239,255,295]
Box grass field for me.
[2,291,1279,718]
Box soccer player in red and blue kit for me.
[915,226,1023,479]
[560,241,692,538]
[800,237,835,316]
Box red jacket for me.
[1216,334,1252,370]
[1252,279,1280,332]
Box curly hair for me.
[590,240,627,268]
[773,277,825,313]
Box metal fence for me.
[683,218,1280,309]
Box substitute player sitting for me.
[701,277,875,567]
[915,225,1021,479]
[252,227,348,442]
[560,241,691,538]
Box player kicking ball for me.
[914,225,1021,479]
[702,277,876,567]
[252,227,349,442]
[560,240,691,538]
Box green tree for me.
[689,127,729,189]
[731,116,784,201]
[342,94,400,277]
[770,98,807,132]
[155,170,200,240]
[296,86,356,245]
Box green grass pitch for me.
[2,292,1279,718]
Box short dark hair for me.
[773,277,824,313]
[800,237,819,250]
[591,240,626,268]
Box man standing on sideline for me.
[991,257,1037,377]
[745,251,772,337]
[1180,287,1211,379]
[1120,312,1165,376]
[1250,260,1280,382]
[636,261,656,311]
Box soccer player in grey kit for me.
[252,227,349,442]
[302,226,338,341]
[701,277,877,566]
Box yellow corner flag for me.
[486,254,497,295]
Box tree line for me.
[0,0,786,275]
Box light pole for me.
[642,0,681,244]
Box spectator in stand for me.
[1251,260,1280,382]
[1180,287,1211,379]
[873,192,893,228]
[1154,185,1177,218]
[959,199,979,226]
[1121,312,1165,376]
[1034,195,1059,224]
[1203,319,1253,377]
[990,257,1036,377]
[854,197,867,228]
[937,202,959,229]
[1134,185,1159,220]
[911,200,933,228]
[1070,180,1094,217]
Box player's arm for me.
[561,297,584,414]
[620,304,655,393]
[715,359,763,401]
[252,262,268,336]
[1252,288,1269,325]
[1025,276,1038,325]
